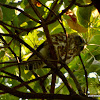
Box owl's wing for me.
[27,33,66,70]
[27,42,50,70]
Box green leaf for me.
[1,0,100,98]
[37,31,45,37]
[87,35,100,56]
[48,21,61,33]
[9,1,22,7]
[36,68,50,76]
[88,77,99,94]
[32,81,42,92]
[55,83,69,94]
[88,59,100,75]
[86,56,94,68]
[0,0,6,3]
[2,6,15,21]
[63,0,70,7]
[12,16,19,27]
[0,50,5,58]
[76,6,93,28]
[51,28,63,34]
[17,13,28,25]
[95,54,100,60]
[0,93,19,100]
[89,35,100,45]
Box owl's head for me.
[74,35,85,51]
[68,34,85,56]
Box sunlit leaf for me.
[0,50,5,58]
[67,19,88,33]
[1,7,15,21]
[0,0,100,99]
[76,6,93,28]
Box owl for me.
[27,32,85,70]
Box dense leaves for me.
[0,0,99,100]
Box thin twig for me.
[79,54,88,95]
[37,0,66,34]
[1,70,36,93]
[31,70,47,93]
[12,72,51,90]
[45,0,58,20]
[0,25,22,78]
[53,68,76,95]
[48,0,76,25]
[28,0,44,21]
[0,32,75,94]
[0,21,38,31]
[0,75,17,80]
[0,61,17,64]
[0,35,19,60]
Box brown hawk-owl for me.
[27,32,85,70]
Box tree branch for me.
[0,21,36,31]
[0,35,18,59]
[0,33,75,94]
[47,0,76,25]
[37,0,66,35]
[79,54,88,95]
[0,82,95,100]
[1,70,36,93]
[28,0,44,21]
[0,2,40,23]
[45,0,58,20]
[12,72,51,90]
[27,0,59,94]
[60,60,84,95]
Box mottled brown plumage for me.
[27,32,85,70]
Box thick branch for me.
[0,83,95,100]
[28,0,59,93]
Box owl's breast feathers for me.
[27,33,85,70]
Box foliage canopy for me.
[0,0,100,100]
